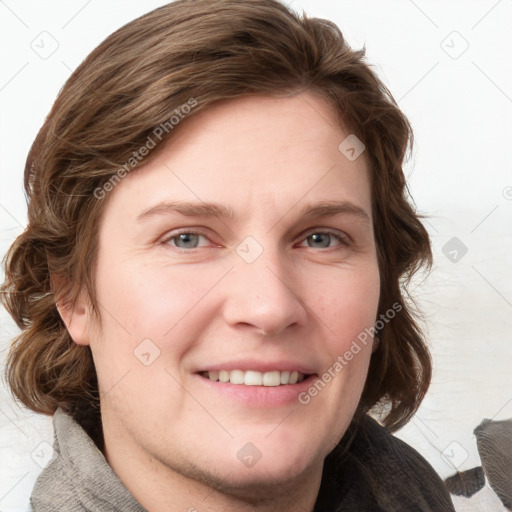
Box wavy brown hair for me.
[2,0,431,432]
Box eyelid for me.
[160,228,215,248]
[159,227,351,250]
[296,228,351,246]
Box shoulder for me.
[31,410,89,511]
[315,414,455,512]
[30,410,145,512]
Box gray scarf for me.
[31,409,454,511]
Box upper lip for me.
[197,358,317,375]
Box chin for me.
[228,435,323,485]
[197,451,319,500]
[159,433,323,499]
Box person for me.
[1,0,455,510]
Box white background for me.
[1,1,511,510]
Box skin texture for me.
[61,93,381,511]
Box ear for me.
[52,275,91,346]
[56,292,91,346]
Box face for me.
[67,93,380,499]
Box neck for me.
[102,422,323,512]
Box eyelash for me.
[161,229,350,251]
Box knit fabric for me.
[31,410,144,512]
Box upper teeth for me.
[205,370,305,386]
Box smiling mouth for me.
[199,370,310,386]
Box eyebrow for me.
[136,200,370,223]
[298,201,370,223]
[136,201,235,222]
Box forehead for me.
[103,93,371,223]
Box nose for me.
[222,247,307,337]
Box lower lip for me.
[196,374,317,407]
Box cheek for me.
[307,262,379,412]
[88,262,218,405]
[314,264,380,346]
[91,257,226,355]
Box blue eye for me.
[162,230,348,251]
[301,232,346,249]
[167,232,206,249]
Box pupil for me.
[310,233,330,248]
[177,233,198,248]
